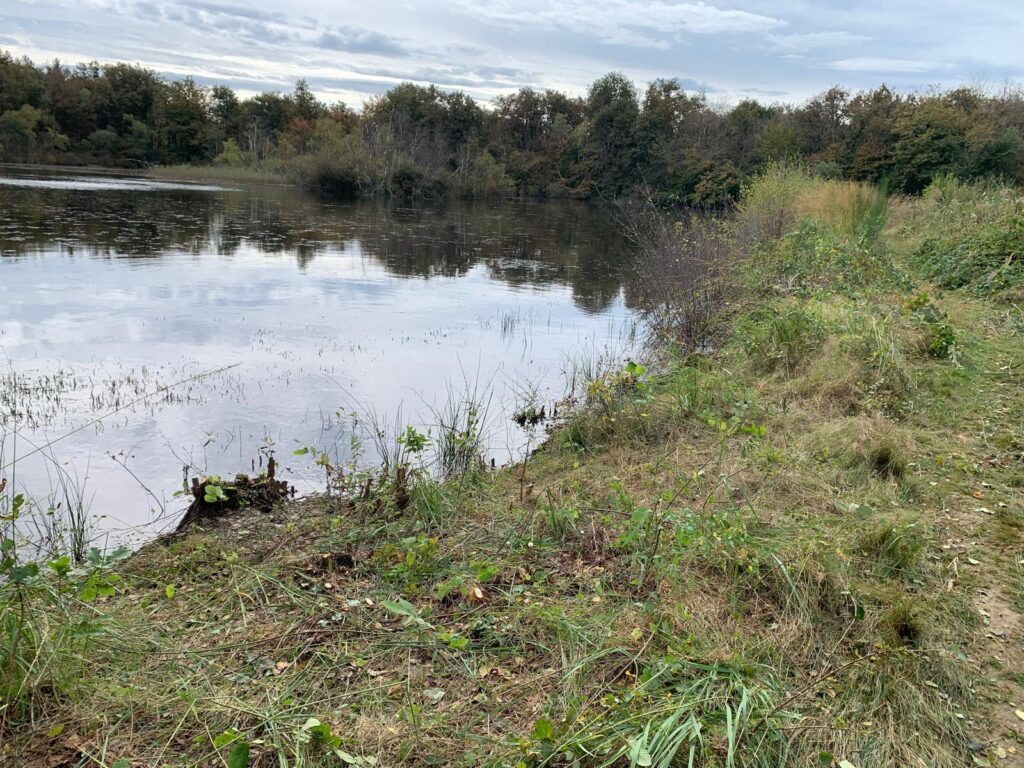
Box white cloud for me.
[459,0,786,46]
[767,30,870,52]
[828,57,945,74]
[2,0,1023,106]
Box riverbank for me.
[148,163,293,186]
[3,167,1022,767]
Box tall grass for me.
[912,176,1024,293]
[737,163,888,249]
[429,379,492,481]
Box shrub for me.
[214,138,246,167]
[452,148,511,199]
[902,294,958,359]
[292,151,361,197]
[735,162,817,244]
[622,206,737,354]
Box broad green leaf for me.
[381,598,429,627]
[532,718,554,741]
[213,728,240,749]
[227,742,250,768]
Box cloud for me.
[767,30,870,52]
[131,1,298,44]
[175,0,288,24]
[460,0,786,47]
[828,57,945,74]
[317,26,409,57]
[3,0,1023,107]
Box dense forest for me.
[2,50,1023,202]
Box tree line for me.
[2,50,1023,202]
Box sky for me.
[2,0,1023,108]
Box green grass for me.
[4,169,1024,767]
[911,175,1024,295]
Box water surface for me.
[0,167,638,546]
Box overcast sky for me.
[2,0,1022,107]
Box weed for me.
[858,319,913,412]
[742,306,825,375]
[915,183,1024,294]
[856,522,924,581]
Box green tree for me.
[843,85,902,182]
[0,52,45,113]
[0,104,69,162]
[891,98,968,193]
[102,63,163,134]
[292,80,327,122]
[160,78,213,163]
[581,72,641,195]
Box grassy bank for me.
[2,167,1022,767]
[148,163,291,186]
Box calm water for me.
[0,167,639,545]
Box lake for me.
[0,167,639,548]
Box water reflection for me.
[0,174,635,314]
[0,167,640,545]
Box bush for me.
[902,293,958,359]
[623,206,736,354]
[215,138,245,167]
[292,151,361,197]
[735,162,818,244]
[452,148,511,199]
